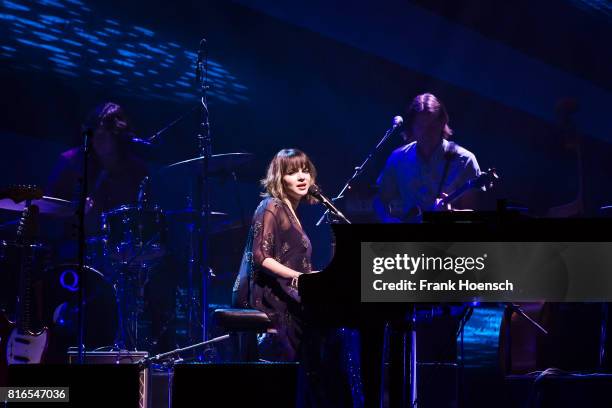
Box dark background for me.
[1,0,611,325]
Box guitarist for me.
[374,93,483,223]
[364,93,485,405]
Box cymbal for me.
[0,195,74,217]
[165,209,228,223]
[160,152,254,175]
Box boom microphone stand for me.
[76,128,93,364]
[315,116,403,226]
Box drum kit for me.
[0,152,254,356]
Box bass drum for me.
[43,264,118,362]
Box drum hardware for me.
[167,204,227,344]
[72,148,250,354]
[96,202,168,350]
[193,36,212,352]
[0,157,252,358]
[101,204,167,265]
[72,127,95,364]
[0,67,254,359]
[0,195,73,217]
[142,61,253,346]
[0,185,72,217]
[170,198,213,345]
[113,263,146,351]
[120,233,164,269]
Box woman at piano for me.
[232,148,318,362]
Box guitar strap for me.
[436,142,458,199]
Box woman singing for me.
[232,148,317,361]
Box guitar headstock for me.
[0,185,43,204]
[471,168,499,191]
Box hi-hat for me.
[165,209,228,223]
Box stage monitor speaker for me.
[67,349,149,408]
[506,373,612,408]
[7,363,142,407]
[172,362,298,407]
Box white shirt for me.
[377,139,481,216]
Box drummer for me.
[44,103,180,354]
[46,102,149,237]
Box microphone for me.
[308,185,351,224]
[392,115,403,130]
[374,115,404,150]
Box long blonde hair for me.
[261,148,318,204]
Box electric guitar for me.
[0,185,49,382]
[388,168,499,222]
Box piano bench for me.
[213,308,274,362]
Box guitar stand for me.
[503,303,549,374]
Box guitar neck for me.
[439,169,496,208]
[15,205,40,334]
[16,249,35,333]
[440,183,472,207]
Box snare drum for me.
[101,205,167,265]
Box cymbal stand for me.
[195,37,212,349]
[112,261,149,351]
[184,195,202,344]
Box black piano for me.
[297,215,612,407]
